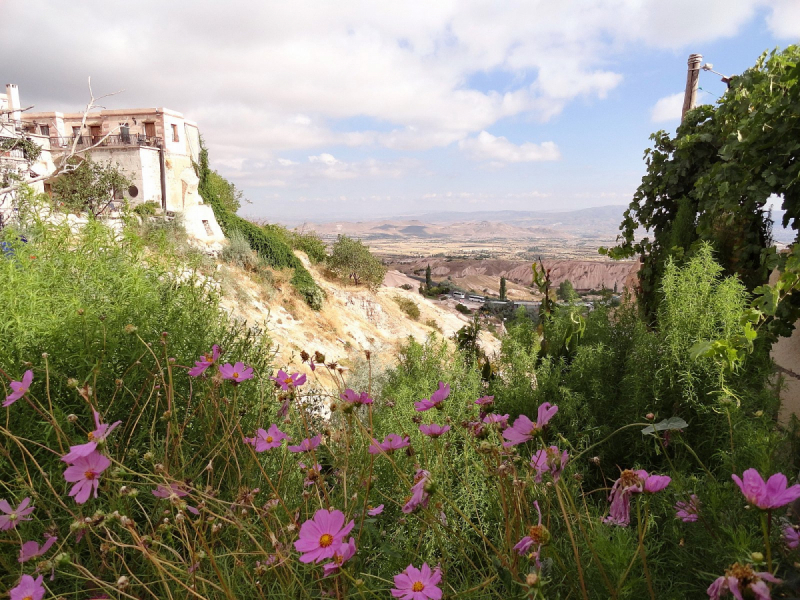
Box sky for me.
[2,1,799,223]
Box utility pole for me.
[681,53,703,122]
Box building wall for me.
[83,146,162,206]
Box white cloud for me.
[765,0,800,39]
[651,92,684,122]
[6,0,765,158]
[309,153,340,166]
[459,131,560,163]
[0,0,789,218]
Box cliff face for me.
[398,258,639,293]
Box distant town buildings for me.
[1,83,224,247]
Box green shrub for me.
[455,302,471,314]
[290,230,327,264]
[196,146,324,309]
[393,295,421,320]
[132,201,159,216]
[220,228,259,269]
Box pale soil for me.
[217,257,500,375]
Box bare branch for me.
[0,105,35,117]
[0,78,126,199]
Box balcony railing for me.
[0,136,27,160]
[51,134,162,150]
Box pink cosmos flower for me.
[502,402,558,447]
[402,469,431,514]
[367,504,384,516]
[60,410,122,463]
[188,345,220,377]
[530,446,568,483]
[604,469,670,527]
[707,563,780,600]
[288,435,321,453]
[322,537,357,576]
[675,494,701,523]
[639,470,671,493]
[475,395,494,406]
[414,382,450,412]
[219,362,254,382]
[62,450,111,504]
[514,501,549,568]
[481,413,509,428]
[244,424,290,452]
[0,497,35,530]
[340,389,373,406]
[419,424,451,438]
[19,535,57,563]
[270,369,306,390]
[731,468,800,510]
[783,524,799,549]
[294,509,355,563]
[152,483,200,515]
[9,574,45,600]
[369,433,411,454]
[4,370,33,407]
[391,563,442,600]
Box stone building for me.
[2,83,225,248]
[1,84,56,205]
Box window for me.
[43,183,52,197]
[120,125,130,143]
[128,185,139,198]
[171,124,179,142]
[144,122,156,138]
[202,220,213,236]
[114,187,124,200]
[39,125,50,136]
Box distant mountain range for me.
[302,205,794,244]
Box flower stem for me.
[762,510,773,573]
[555,481,589,600]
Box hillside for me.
[216,253,500,370]
[389,256,639,295]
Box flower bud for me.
[124,324,137,334]
[526,572,539,586]
[645,413,655,420]
[54,552,71,566]
[751,552,764,563]
[117,576,130,590]
[67,413,78,423]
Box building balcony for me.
[51,134,162,150]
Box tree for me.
[326,234,387,289]
[557,279,578,303]
[603,45,800,334]
[425,264,432,290]
[51,156,130,216]
[499,276,507,301]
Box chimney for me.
[6,83,21,126]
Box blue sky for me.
[2,1,798,223]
